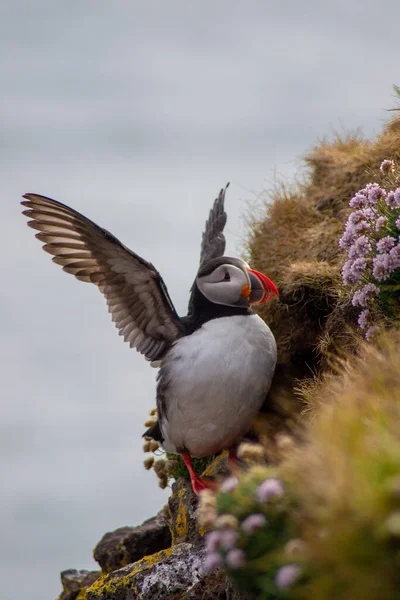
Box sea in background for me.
[1,2,399,598]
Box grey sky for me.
[1,1,399,598]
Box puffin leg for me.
[181,452,217,495]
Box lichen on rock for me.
[86,544,205,600]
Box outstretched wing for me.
[199,183,228,266]
[22,193,183,362]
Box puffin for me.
[21,185,278,493]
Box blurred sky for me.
[1,1,399,599]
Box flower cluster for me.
[339,163,400,338]
[203,475,301,593]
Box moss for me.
[167,452,216,481]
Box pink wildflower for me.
[376,237,396,253]
[365,183,386,205]
[348,235,371,259]
[275,564,301,589]
[365,325,379,340]
[349,191,368,209]
[372,253,393,281]
[225,548,246,569]
[220,476,238,493]
[241,514,267,534]
[385,190,400,209]
[204,552,222,572]
[351,283,379,308]
[389,245,400,269]
[375,216,388,231]
[205,531,222,553]
[348,210,366,226]
[342,258,367,285]
[380,159,395,174]
[256,478,284,503]
[339,228,357,250]
[219,529,238,551]
[358,309,370,330]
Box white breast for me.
[159,314,277,457]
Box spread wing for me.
[21,193,183,362]
[199,183,228,266]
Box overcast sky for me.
[1,2,399,599]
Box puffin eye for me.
[222,271,230,282]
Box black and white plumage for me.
[22,185,278,493]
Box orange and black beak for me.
[247,269,279,304]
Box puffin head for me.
[196,257,278,308]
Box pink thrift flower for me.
[220,476,238,493]
[225,548,246,569]
[375,216,388,231]
[354,220,370,233]
[376,236,396,253]
[275,564,301,589]
[349,191,368,209]
[358,309,370,330]
[372,253,393,281]
[204,552,222,572]
[351,283,379,308]
[256,478,284,503]
[342,258,367,285]
[241,514,267,534]
[396,216,400,229]
[389,245,400,269]
[365,325,379,340]
[348,235,371,259]
[205,531,222,553]
[349,210,366,226]
[339,228,357,250]
[380,159,395,174]
[385,190,400,209]
[365,183,386,205]
[219,529,238,551]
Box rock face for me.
[93,506,171,573]
[57,474,246,600]
[58,570,100,600]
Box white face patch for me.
[196,264,250,307]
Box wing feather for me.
[199,183,228,265]
[22,193,183,361]
[187,184,229,313]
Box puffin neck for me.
[183,285,252,334]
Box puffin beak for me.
[247,269,279,304]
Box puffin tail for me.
[143,420,163,443]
